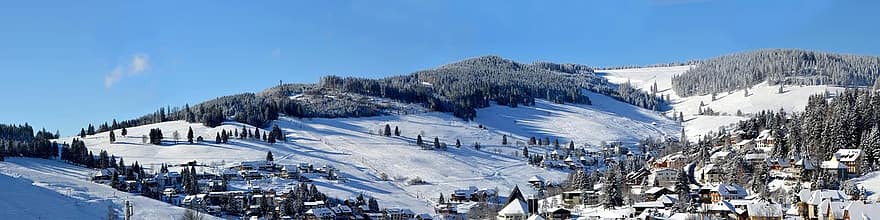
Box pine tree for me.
[434,137,441,149]
[502,135,508,145]
[416,135,423,146]
[266,151,274,162]
[394,126,400,136]
[187,127,194,143]
[121,128,127,137]
[455,139,461,148]
[80,128,86,138]
[383,124,392,136]
[215,132,221,144]
[522,146,529,158]
[109,130,116,143]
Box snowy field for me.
[0,157,218,220]
[599,66,845,141]
[47,92,678,214]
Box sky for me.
[1,0,879,135]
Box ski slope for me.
[56,92,678,213]
[599,66,845,141]
[0,158,217,220]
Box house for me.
[710,151,731,164]
[643,187,674,201]
[788,157,816,178]
[528,176,545,188]
[526,215,545,220]
[655,153,687,169]
[821,154,849,182]
[799,189,847,220]
[755,130,775,151]
[385,208,415,220]
[744,153,768,165]
[709,184,748,203]
[834,149,863,175]
[650,168,680,187]
[497,198,529,220]
[699,201,742,219]
[545,207,571,220]
[280,165,299,179]
[746,200,783,220]
[92,168,118,183]
[843,201,880,220]
[416,213,434,220]
[696,164,723,185]
[305,208,335,220]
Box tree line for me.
[672,49,880,97]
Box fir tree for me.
[187,127,194,143]
[109,130,116,143]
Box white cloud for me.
[104,53,150,88]
[130,54,149,74]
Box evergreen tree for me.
[383,124,392,136]
[109,130,116,143]
[394,126,400,136]
[267,151,274,162]
[416,135,423,146]
[502,135,508,145]
[187,127,194,143]
[215,132,221,144]
[80,128,86,138]
[522,146,529,158]
[121,128,127,137]
[434,137,441,149]
[455,139,461,148]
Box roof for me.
[657,194,679,204]
[526,214,546,220]
[498,198,529,216]
[705,201,737,213]
[528,175,545,183]
[306,208,335,218]
[710,151,731,159]
[746,201,783,217]
[806,190,846,205]
[793,158,815,170]
[835,149,862,162]
[821,160,848,169]
[709,184,748,197]
[845,201,880,220]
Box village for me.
[459,128,880,220]
[89,152,432,220]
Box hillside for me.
[0,158,216,220]
[671,49,880,97]
[56,91,678,213]
[600,66,846,140]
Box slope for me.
[0,158,217,220]
[59,92,678,213]
[599,66,846,141]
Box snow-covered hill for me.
[54,92,678,213]
[599,66,846,141]
[0,158,215,220]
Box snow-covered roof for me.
[656,194,678,204]
[704,201,736,213]
[498,198,529,216]
[835,149,862,162]
[709,184,747,197]
[306,208,335,218]
[526,214,546,220]
[746,201,783,217]
[710,151,730,159]
[735,139,754,146]
[744,153,767,161]
[793,158,815,170]
[806,190,846,205]
[821,160,848,170]
[845,201,880,220]
[528,175,545,183]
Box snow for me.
[50,91,678,214]
[599,66,846,141]
[0,157,218,220]
[853,171,880,201]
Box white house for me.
[497,198,529,220]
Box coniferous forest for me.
[672,49,880,97]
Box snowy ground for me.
[50,92,678,214]
[599,66,845,141]
[0,157,218,220]
[854,171,880,202]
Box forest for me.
[672,49,880,97]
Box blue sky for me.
[1,0,878,135]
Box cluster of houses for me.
[91,159,428,219]
[491,128,880,220]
